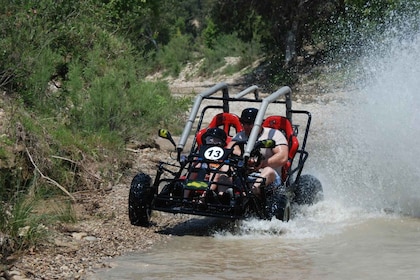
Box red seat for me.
[195,129,207,146]
[208,113,242,137]
[196,113,243,146]
[262,116,299,181]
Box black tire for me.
[266,189,291,222]
[294,174,323,205]
[128,173,154,227]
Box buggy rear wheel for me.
[128,173,154,227]
[294,174,323,205]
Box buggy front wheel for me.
[266,190,291,222]
[128,173,154,227]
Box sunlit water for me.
[89,13,420,280]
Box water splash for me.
[215,11,420,240]
[316,12,420,217]
[213,200,389,240]
[356,32,420,216]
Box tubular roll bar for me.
[243,86,292,159]
[234,85,259,100]
[176,83,292,161]
[177,83,229,154]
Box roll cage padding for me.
[262,115,299,181]
[196,113,243,146]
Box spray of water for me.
[327,14,420,217]
[217,9,420,239]
[358,41,420,214]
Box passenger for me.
[200,128,231,198]
[228,108,289,196]
[186,127,228,201]
[202,127,227,147]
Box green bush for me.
[156,33,194,76]
[198,33,261,76]
[1,195,46,252]
[78,78,189,138]
[202,18,218,49]
[0,192,75,257]
[66,42,190,139]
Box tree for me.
[211,0,344,66]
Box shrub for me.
[156,33,194,77]
[198,33,262,76]
[67,44,190,139]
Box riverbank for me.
[2,145,192,279]
[2,73,247,279]
[2,66,334,279]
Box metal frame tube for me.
[243,86,292,158]
[177,82,228,152]
[234,85,259,99]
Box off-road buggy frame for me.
[129,83,323,227]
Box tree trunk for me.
[285,19,299,66]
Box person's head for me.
[240,108,258,135]
[202,127,227,147]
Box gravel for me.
[3,146,191,280]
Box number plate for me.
[203,146,224,160]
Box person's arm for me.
[262,144,288,168]
[227,140,243,156]
[227,132,244,156]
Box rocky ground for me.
[2,145,192,280]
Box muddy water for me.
[90,213,420,280]
[91,19,420,280]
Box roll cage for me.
[175,82,312,187]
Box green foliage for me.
[1,195,48,251]
[312,0,419,71]
[0,203,5,231]
[66,40,190,138]
[1,1,96,101]
[198,33,261,77]
[0,162,29,202]
[210,0,337,65]
[156,34,194,76]
[0,125,32,201]
[264,58,298,89]
[0,192,75,256]
[202,18,218,49]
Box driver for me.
[228,108,289,196]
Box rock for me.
[72,232,87,240]
[17,226,30,237]
[83,236,98,242]
[103,183,113,192]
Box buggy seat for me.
[262,116,299,181]
[196,112,243,146]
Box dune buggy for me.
[129,83,323,227]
